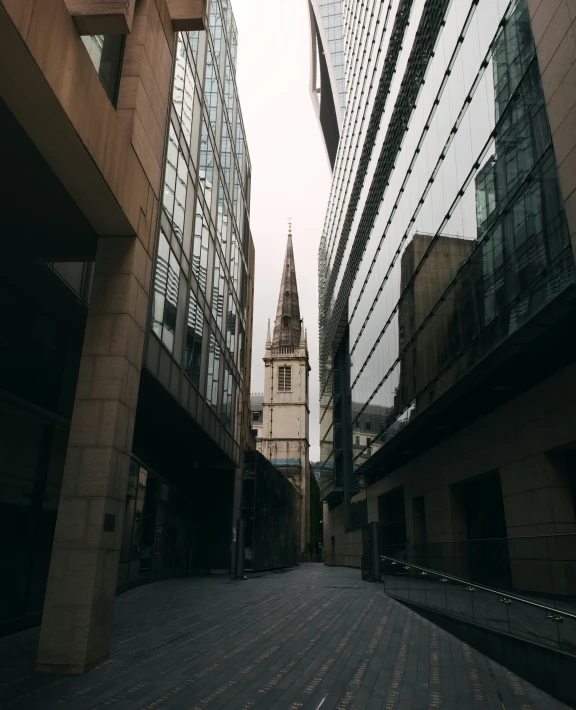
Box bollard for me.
[370,522,381,582]
[233,518,246,579]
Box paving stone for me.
[0,565,571,709]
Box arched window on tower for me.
[282,315,290,328]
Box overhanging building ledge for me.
[166,0,207,30]
[64,0,136,35]
[0,0,149,238]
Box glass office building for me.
[145,0,252,467]
[318,0,576,577]
[133,0,254,583]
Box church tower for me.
[257,225,310,551]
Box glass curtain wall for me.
[0,402,68,631]
[149,0,251,439]
[319,0,575,490]
[317,0,347,112]
[117,459,194,589]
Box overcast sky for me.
[231,0,331,461]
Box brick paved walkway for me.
[0,565,570,709]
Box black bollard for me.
[370,522,381,582]
[233,519,246,579]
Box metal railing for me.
[380,554,576,657]
[367,533,576,598]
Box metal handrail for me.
[380,555,576,620]
[407,532,576,541]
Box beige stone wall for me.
[529,0,576,248]
[501,452,576,594]
[117,0,175,197]
[323,502,363,567]
[325,360,576,584]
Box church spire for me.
[273,225,302,348]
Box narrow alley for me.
[0,565,568,709]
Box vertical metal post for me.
[371,522,381,582]
[234,518,246,579]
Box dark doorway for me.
[456,471,511,588]
[567,453,576,516]
[378,487,407,557]
[412,496,427,565]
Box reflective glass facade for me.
[319,0,575,500]
[149,0,252,456]
[0,401,67,630]
[314,0,347,112]
[117,458,194,588]
[309,0,347,167]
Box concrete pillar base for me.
[36,657,106,674]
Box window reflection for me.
[224,57,234,114]
[152,231,181,353]
[229,230,240,297]
[226,298,236,359]
[117,460,193,589]
[192,201,210,294]
[185,290,204,388]
[347,0,575,465]
[210,0,223,63]
[81,34,124,106]
[204,47,219,133]
[206,333,221,408]
[216,185,230,248]
[222,367,235,430]
[199,121,215,206]
[163,125,178,225]
[220,121,232,192]
[212,252,226,332]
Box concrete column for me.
[528,0,576,250]
[36,235,152,673]
[501,452,576,594]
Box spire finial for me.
[288,217,292,236]
[266,318,271,347]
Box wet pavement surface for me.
[0,564,571,709]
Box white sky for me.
[232,0,331,461]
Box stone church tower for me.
[256,227,310,551]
